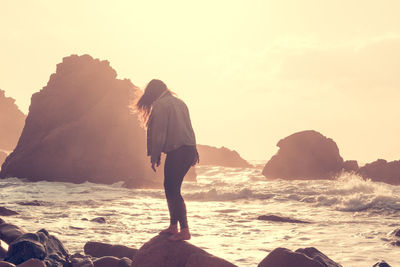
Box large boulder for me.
[196,145,252,168]
[262,130,344,180]
[131,234,237,267]
[0,90,26,152]
[0,54,164,187]
[258,247,341,267]
[4,229,68,266]
[358,159,400,185]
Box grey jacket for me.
[147,93,196,163]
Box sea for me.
[1,162,400,267]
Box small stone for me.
[90,217,106,224]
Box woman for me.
[136,79,199,241]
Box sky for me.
[1,0,399,162]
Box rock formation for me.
[258,247,342,267]
[197,145,252,168]
[131,234,237,267]
[0,54,191,187]
[262,130,344,180]
[358,159,400,185]
[0,90,26,152]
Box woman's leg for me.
[163,146,196,240]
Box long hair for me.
[136,79,170,126]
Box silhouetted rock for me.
[257,214,310,224]
[0,54,165,187]
[0,90,26,152]
[373,260,391,267]
[0,152,7,169]
[84,241,137,259]
[262,130,344,180]
[131,234,237,267]
[343,160,359,172]
[4,229,68,266]
[358,159,400,185]
[258,247,341,267]
[0,208,18,216]
[197,145,252,168]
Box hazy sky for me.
[1,0,399,162]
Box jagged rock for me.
[4,229,68,266]
[0,208,18,216]
[84,241,137,259]
[196,145,252,168]
[257,215,310,224]
[0,90,26,152]
[0,54,166,187]
[359,159,400,185]
[258,247,341,267]
[0,223,26,245]
[343,160,359,172]
[373,260,391,267]
[262,130,344,180]
[131,234,237,267]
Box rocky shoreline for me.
[0,214,394,267]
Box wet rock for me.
[0,89,26,152]
[373,260,391,267]
[0,208,18,216]
[359,159,400,185]
[131,234,237,267]
[90,217,106,224]
[84,241,137,259]
[196,145,252,168]
[4,229,69,266]
[0,54,157,187]
[258,247,341,267]
[257,215,310,224]
[262,130,344,180]
[16,258,45,267]
[0,223,26,244]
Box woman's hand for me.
[151,157,161,172]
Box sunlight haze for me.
[1,0,399,162]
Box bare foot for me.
[159,225,178,235]
[168,228,191,241]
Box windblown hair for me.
[136,79,171,126]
